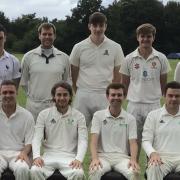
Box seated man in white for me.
[0,80,34,180]
[31,81,88,180]
[89,83,140,180]
[142,81,180,180]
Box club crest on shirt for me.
[103,50,109,56]
[151,62,157,69]
[160,119,165,123]
[134,63,140,69]
[50,118,56,124]
[67,118,74,125]
[103,119,107,125]
[6,65,9,70]
[143,70,148,77]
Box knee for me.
[147,164,161,175]
[30,165,42,175]
[14,161,29,174]
[72,168,84,178]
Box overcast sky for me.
[0,0,178,21]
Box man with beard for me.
[31,81,88,180]
[142,81,180,180]
[89,83,140,180]
[0,80,34,180]
[20,22,70,121]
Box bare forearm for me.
[21,144,32,155]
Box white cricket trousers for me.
[127,101,160,156]
[73,89,108,127]
[0,151,30,180]
[146,153,180,180]
[30,152,85,180]
[89,153,139,180]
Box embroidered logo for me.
[134,63,140,69]
[68,118,74,125]
[151,62,157,69]
[119,123,127,127]
[160,120,165,123]
[103,119,107,125]
[103,50,109,56]
[6,65,9,70]
[50,118,56,124]
[143,70,148,77]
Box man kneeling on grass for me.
[89,83,140,180]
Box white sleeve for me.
[75,113,88,162]
[62,54,70,81]
[69,44,80,67]
[32,111,45,159]
[174,62,180,82]
[160,54,171,74]
[20,54,30,88]
[119,56,130,76]
[128,115,137,139]
[91,112,101,134]
[12,55,21,79]
[24,112,35,145]
[114,44,124,67]
[142,112,156,157]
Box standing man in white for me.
[20,22,70,120]
[89,83,140,180]
[142,81,180,180]
[70,12,124,127]
[120,23,170,156]
[30,81,88,180]
[0,24,21,88]
[0,80,34,180]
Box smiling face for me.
[0,84,17,107]
[165,88,180,110]
[137,33,154,49]
[39,27,56,49]
[53,86,71,110]
[107,88,125,108]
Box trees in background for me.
[0,0,180,55]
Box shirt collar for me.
[50,105,72,122]
[0,104,21,118]
[87,35,108,46]
[33,46,62,56]
[161,105,180,117]
[132,47,159,59]
[0,50,10,60]
[104,107,126,120]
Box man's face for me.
[54,87,71,109]
[88,23,107,38]
[107,88,125,108]
[0,31,6,49]
[39,27,56,49]
[137,33,154,49]
[165,88,180,109]
[0,85,17,106]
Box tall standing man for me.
[0,80,34,180]
[120,23,170,156]
[70,12,124,127]
[31,82,88,180]
[142,81,180,180]
[20,22,70,120]
[89,83,139,180]
[0,24,21,88]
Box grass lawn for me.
[15,53,179,179]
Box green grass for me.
[15,53,179,179]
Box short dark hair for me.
[164,81,180,95]
[0,24,7,35]
[106,83,126,96]
[38,22,56,34]
[1,80,16,87]
[136,23,156,37]
[51,81,73,104]
[89,12,107,25]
